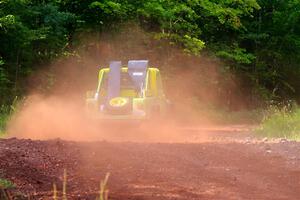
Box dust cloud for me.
[7,94,212,142]
[6,24,245,142]
[7,95,98,141]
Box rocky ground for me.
[0,126,300,199]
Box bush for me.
[0,105,10,136]
[257,105,300,140]
[0,178,15,189]
[0,97,20,136]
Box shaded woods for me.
[1,0,300,109]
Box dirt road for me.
[0,126,300,199]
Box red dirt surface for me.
[1,128,300,200]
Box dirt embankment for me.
[1,129,300,200]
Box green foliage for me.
[0,0,76,104]
[182,35,205,55]
[216,46,256,65]
[0,0,299,109]
[154,33,205,55]
[0,178,15,189]
[257,105,300,140]
[0,97,20,135]
[0,105,10,135]
[239,0,300,101]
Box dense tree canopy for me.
[0,0,300,108]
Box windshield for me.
[99,71,142,97]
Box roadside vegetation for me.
[0,178,15,189]
[0,178,15,200]
[1,0,300,104]
[53,171,110,200]
[0,0,300,134]
[0,171,110,199]
[0,106,10,136]
[257,105,300,140]
[0,97,19,136]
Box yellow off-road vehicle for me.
[86,60,169,121]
